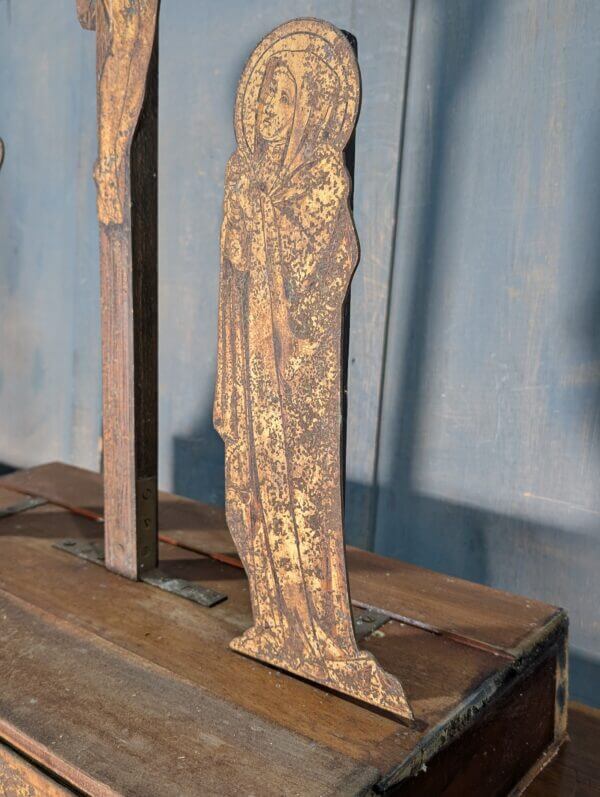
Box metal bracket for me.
[353,608,392,641]
[0,496,47,519]
[53,538,227,608]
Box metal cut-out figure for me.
[215,18,412,720]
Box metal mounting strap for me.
[53,538,227,608]
[353,608,392,641]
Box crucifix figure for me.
[215,18,413,720]
[77,0,159,579]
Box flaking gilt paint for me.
[214,18,413,720]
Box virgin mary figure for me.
[214,19,411,718]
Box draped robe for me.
[214,52,362,667]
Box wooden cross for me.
[77,0,160,579]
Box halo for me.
[234,18,360,156]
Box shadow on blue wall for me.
[375,0,600,706]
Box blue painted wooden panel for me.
[0,0,100,469]
[375,0,600,706]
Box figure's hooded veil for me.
[235,18,360,177]
[215,20,360,443]
[253,52,339,177]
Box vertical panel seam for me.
[368,0,416,550]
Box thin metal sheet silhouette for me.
[214,18,413,720]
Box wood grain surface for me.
[0,464,567,794]
[1,461,561,653]
[526,702,600,797]
[0,590,378,797]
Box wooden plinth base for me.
[0,463,567,796]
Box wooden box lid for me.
[0,463,567,795]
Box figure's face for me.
[258,66,296,142]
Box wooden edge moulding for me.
[0,3,569,795]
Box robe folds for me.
[214,137,361,664]
[213,25,413,720]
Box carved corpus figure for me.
[214,18,413,720]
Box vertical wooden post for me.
[77,0,160,579]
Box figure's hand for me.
[279,339,318,382]
[223,227,244,269]
[234,172,263,221]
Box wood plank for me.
[0,462,236,555]
[0,741,74,796]
[345,546,560,656]
[0,486,35,513]
[0,463,561,654]
[0,520,512,775]
[0,462,105,518]
[0,590,379,797]
[0,493,566,792]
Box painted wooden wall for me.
[0,0,598,706]
[375,0,600,708]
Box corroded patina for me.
[215,18,413,720]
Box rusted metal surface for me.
[140,568,226,607]
[53,538,227,607]
[352,608,392,642]
[77,0,160,580]
[214,18,412,720]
